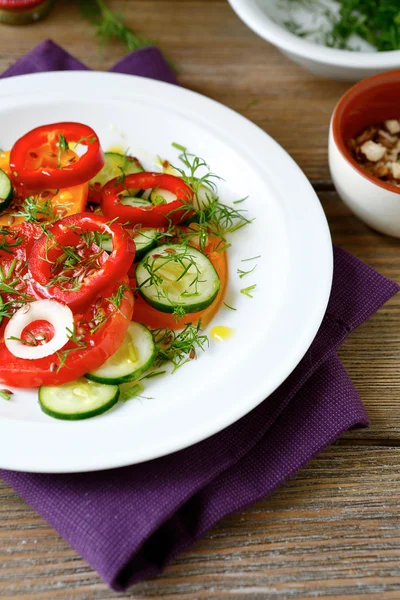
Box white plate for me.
[0,72,332,473]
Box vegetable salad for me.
[0,123,251,419]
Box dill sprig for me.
[14,195,57,224]
[78,0,154,52]
[152,321,209,373]
[240,284,257,298]
[0,229,24,255]
[168,148,253,251]
[57,134,69,168]
[56,326,87,371]
[283,0,400,51]
[0,389,11,401]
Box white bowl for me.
[329,128,400,237]
[228,0,400,81]
[329,70,400,237]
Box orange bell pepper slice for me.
[0,149,88,227]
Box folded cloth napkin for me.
[1,40,398,591]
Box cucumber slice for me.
[133,228,160,261]
[150,187,177,205]
[86,322,156,384]
[90,152,144,193]
[0,169,13,213]
[39,378,119,420]
[101,227,159,261]
[120,196,151,208]
[136,243,220,313]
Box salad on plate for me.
[0,122,253,420]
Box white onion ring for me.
[5,300,74,360]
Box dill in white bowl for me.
[228,0,400,80]
[274,0,400,52]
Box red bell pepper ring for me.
[29,213,135,312]
[10,122,104,190]
[101,172,194,227]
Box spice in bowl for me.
[348,120,400,187]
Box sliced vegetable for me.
[132,236,228,330]
[4,299,74,360]
[0,169,12,213]
[120,196,151,208]
[101,172,194,227]
[101,227,159,261]
[149,187,177,204]
[10,122,104,190]
[29,212,135,312]
[0,150,11,177]
[136,243,220,313]
[39,378,119,420]
[89,152,144,203]
[86,322,156,384]
[0,182,89,227]
[0,281,134,388]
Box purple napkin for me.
[1,40,399,591]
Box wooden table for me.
[1,1,400,598]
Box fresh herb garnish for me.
[172,142,187,152]
[57,134,69,168]
[90,282,131,334]
[152,321,209,373]
[223,302,237,311]
[0,389,11,401]
[167,147,253,251]
[282,0,400,51]
[78,0,155,52]
[237,264,257,279]
[241,255,261,262]
[138,246,203,303]
[240,284,257,298]
[7,330,38,347]
[14,195,57,224]
[140,370,167,381]
[0,229,24,255]
[119,382,144,403]
[55,326,87,371]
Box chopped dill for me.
[282,0,400,51]
[241,255,261,262]
[152,321,209,373]
[240,284,257,298]
[0,389,11,401]
[237,264,257,279]
[223,302,237,311]
[119,382,144,403]
[78,0,156,52]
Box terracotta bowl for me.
[329,69,400,237]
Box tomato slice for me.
[132,237,228,330]
[0,281,134,388]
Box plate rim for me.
[0,71,333,473]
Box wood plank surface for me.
[1,0,400,598]
[2,446,400,599]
